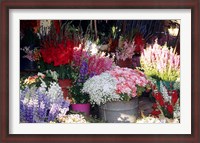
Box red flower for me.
[134,33,145,53]
[167,104,174,114]
[152,103,158,109]
[40,41,74,66]
[53,20,61,34]
[151,110,161,117]
[170,90,179,105]
[153,92,165,107]
[158,100,165,107]
[153,92,162,100]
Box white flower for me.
[21,98,29,105]
[57,114,87,123]
[47,82,63,103]
[82,73,120,105]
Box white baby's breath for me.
[82,73,120,105]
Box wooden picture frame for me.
[1,0,199,142]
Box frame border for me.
[1,0,199,142]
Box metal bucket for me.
[99,98,139,123]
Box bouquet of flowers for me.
[150,81,180,120]
[82,67,149,105]
[20,71,70,123]
[68,45,115,104]
[38,21,75,79]
[20,46,41,62]
[56,114,87,123]
[116,33,145,61]
[72,46,114,77]
[140,40,180,82]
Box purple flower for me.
[20,84,70,123]
[79,60,88,83]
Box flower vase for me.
[99,97,139,123]
[71,103,90,116]
[58,79,72,99]
[116,58,132,68]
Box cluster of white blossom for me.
[136,116,179,123]
[57,114,87,123]
[82,73,121,105]
[173,78,180,90]
[47,82,63,103]
[160,81,171,102]
[173,99,180,119]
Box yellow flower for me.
[24,76,38,85]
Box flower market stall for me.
[20,20,180,123]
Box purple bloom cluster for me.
[78,60,88,83]
[20,85,70,123]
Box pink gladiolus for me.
[72,46,114,77]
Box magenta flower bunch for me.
[72,45,114,77]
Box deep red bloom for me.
[158,100,165,107]
[153,92,162,100]
[40,41,74,66]
[134,33,145,53]
[152,103,158,109]
[151,110,161,117]
[53,20,61,34]
[170,90,179,105]
[167,104,174,114]
[153,92,165,107]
